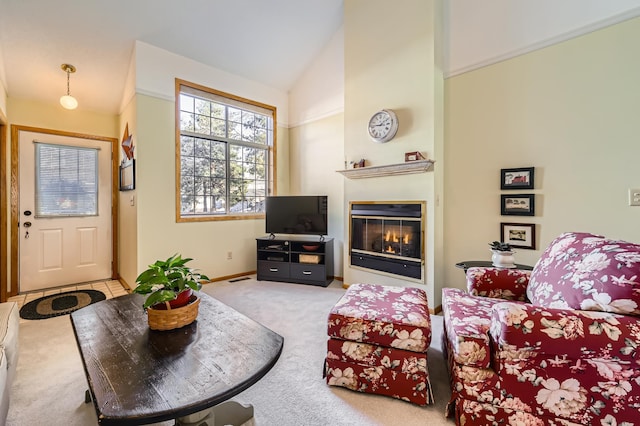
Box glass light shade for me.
[60,94,78,110]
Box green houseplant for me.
[133,254,209,310]
[488,241,512,252]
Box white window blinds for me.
[35,142,99,217]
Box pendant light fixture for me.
[59,63,78,110]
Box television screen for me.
[265,196,328,236]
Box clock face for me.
[368,109,398,143]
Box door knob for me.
[23,222,32,228]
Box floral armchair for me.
[442,232,640,425]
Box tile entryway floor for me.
[8,280,129,323]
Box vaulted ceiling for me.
[1,0,639,115]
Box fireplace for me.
[349,202,424,280]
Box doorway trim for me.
[9,125,119,298]
[0,111,7,302]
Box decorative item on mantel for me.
[133,254,209,330]
[405,151,426,162]
[488,241,516,268]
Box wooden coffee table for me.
[70,291,284,425]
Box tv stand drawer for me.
[290,264,325,282]
[258,261,290,280]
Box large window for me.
[176,80,275,220]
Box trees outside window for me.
[176,80,275,221]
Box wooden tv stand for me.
[256,236,334,287]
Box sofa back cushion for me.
[527,232,640,316]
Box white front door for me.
[18,131,112,292]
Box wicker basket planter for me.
[147,294,200,331]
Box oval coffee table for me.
[70,291,284,425]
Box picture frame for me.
[501,167,534,190]
[501,194,535,216]
[119,159,135,191]
[501,222,536,250]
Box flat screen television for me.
[265,195,328,236]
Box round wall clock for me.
[367,109,399,143]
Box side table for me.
[455,260,534,273]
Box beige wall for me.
[343,0,444,307]
[7,98,118,136]
[118,97,138,288]
[288,112,345,275]
[443,16,640,291]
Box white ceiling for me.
[1,0,640,115]
[0,0,344,113]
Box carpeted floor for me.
[7,277,454,426]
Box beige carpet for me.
[7,277,454,426]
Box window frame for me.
[175,79,277,222]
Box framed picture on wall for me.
[501,167,534,190]
[501,222,536,250]
[501,194,534,216]
[119,159,135,191]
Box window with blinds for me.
[35,143,99,217]
[176,79,276,220]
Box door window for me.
[34,142,99,217]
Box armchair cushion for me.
[490,302,640,365]
[527,232,640,317]
[443,287,520,369]
[466,267,531,301]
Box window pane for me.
[211,118,226,138]
[211,103,225,119]
[178,82,274,217]
[230,161,243,179]
[229,146,241,162]
[229,122,242,140]
[255,129,267,144]
[255,115,267,129]
[181,197,195,214]
[211,178,226,195]
[35,143,98,217]
[195,114,211,134]
[210,159,224,177]
[180,95,194,113]
[195,98,210,116]
[180,136,195,156]
[228,107,241,123]
[256,163,265,180]
[180,111,195,131]
[194,139,209,157]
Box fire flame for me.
[383,230,411,254]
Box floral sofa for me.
[442,232,640,425]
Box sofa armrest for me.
[490,301,640,363]
[466,267,531,301]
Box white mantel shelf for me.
[337,159,434,179]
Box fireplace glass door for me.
[349,202,424,280]
[351,218,421,261]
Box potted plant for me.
[488,241,516,268]
[133,254,209,330]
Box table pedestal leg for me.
[177,401,254,426]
